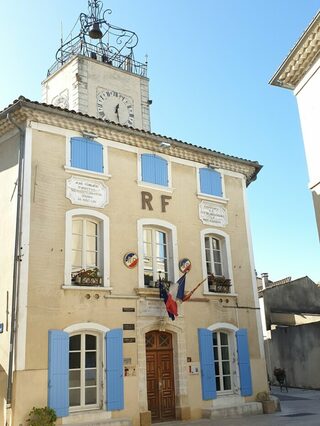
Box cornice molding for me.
[270,11,320,89]
[0,99,261,185]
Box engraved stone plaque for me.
[139,299,166,317]
[199,201,228,227]
[66,176,108,208]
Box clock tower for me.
[42,0,151,131]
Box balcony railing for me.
[208,275,231,294]
[71,268,103,286]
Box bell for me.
[89,22,103,39]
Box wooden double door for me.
[146,331,176,422]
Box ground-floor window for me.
[212,331,232,392]
[69,333,100,409]
[48,327,124,417]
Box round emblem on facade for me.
[123,252,139,269]
[179,258,191,273]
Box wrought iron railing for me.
[208,276,231,294]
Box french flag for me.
[159,274,187,320]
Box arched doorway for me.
[146,331,176,421]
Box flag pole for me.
[183,276,207,302]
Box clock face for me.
[97,90,134,126]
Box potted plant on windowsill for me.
[71,268,103,286]
[208,274,231,293]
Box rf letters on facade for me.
[199,200,228,227]
[66,176,109,208]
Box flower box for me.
[208,275,231,293]
[72,268,103,286]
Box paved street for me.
[156,387,320,426]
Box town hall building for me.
[0,1,268,425]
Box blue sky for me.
[1,1,319,282]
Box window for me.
[198,326,252,401]
[72,218,99,273]
[141,154,168,186]
[205,236,223,277]
[69,333,99,408]
[143,228,169,286]
[213,331,232,392]
[48,327,124,417]
[199,168,223,197]
[65,209,109,287]
[70,137,103,173]
[138,219,178,288]
[201,229,233,294]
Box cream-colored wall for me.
[295,57,320,190]
[0,135,19,374]
[10,126,266,424]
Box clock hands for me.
[115,103,120,122]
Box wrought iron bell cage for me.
[47,0,147,77]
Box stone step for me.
[203,402,263,418]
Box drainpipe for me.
[6,113,25,410]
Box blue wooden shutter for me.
[200,168,223,197]
[106,329,124,410]
[141,154,155,183]
[48,330,69,417]
[198,328,216,400]
[154,156,168,186]
[71,137,103,172]
[86,139,103,172]
[236,328,253,396]
[141,154,168,186]
[71,137,87,169]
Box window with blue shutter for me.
[141,154,168,186]
[199,168,223,197]
[236,328,253,396]
[106,329,124,410]
[70,137,103,173]
[48,330,69,418]
[198,328,217,400]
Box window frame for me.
[65,209,110,288]
[138,152,173,192]
[200,228,234,294]
[137,219,178,288]
[212,331,232,393]
[65,135,111,179]
[69,331,101,411]
[207,323,240,397]
[64,323,111,414]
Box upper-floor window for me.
[201,229,233,294]
[143,227,169,286]
[70,137,103,173]
[205,236,223,277]
[141,154,168,187]
[65,209,110,287]
[72,218,99,276]
[199,168,222,197]
[138,219,178,288]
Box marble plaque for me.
[66,176,108,208]
[199,201,228,227]
[139,299,166,317]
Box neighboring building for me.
[270,11,320,239]
[258,274,320,388]
[0,2,268,425]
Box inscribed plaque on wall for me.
[199,201,228,227]
[66,176,108,208]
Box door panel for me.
[146,331,175,422]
